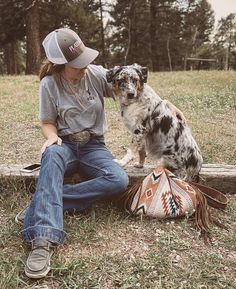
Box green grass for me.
[0,71,235,165]
[0,71,236,288]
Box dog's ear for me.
[141,67,148,83]
[106,69,114,83]
[106,66,121,83]
[133,64,148,83]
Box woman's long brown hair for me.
[39,58,87,108]
[39,59,65,80]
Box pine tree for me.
[25,0,41,74]
[0,0,102,74]
[214,14,236,70]
[180,0,214,69]
[109,0,151,67]
[0,0,25,74]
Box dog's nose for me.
[127,92,135,99]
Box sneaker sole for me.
[25,265,51,279]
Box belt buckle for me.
[70,130,91,144]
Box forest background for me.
[0,0,236,75]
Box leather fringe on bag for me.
[119,166,228,244]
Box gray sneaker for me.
[15,206,28,225]
[25,239,55,279]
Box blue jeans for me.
[22,137,129,245]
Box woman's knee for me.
[43,144,61,154]
[108,170,129,194]
[41,145,68,164]
[118,171,129,191]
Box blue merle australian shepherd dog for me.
[106,63,203,181]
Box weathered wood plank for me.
[0,165,40,177]
[0,164,236,194]
[125,164,236,194]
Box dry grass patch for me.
[0,71,236,165]
[0,190,236,288]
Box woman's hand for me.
[164,100,186,123]
[41,133,62,155]
[40,122,62,155]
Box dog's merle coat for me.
[106,64,203,181]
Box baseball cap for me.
[42,28,99,68]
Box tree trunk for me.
[149,0,159,71]
[183,55,187,70]
[4,41,18,75]
[167,35,172,71]
[124,0,135,65]
[99,0,106,67]
[225,42,230,71]
[191,25,199,56]
[25,0,41,75]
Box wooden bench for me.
[0,164,235,194]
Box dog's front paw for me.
[114,148,135,167]
[134,162,144,168]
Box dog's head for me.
[106,64,148,105]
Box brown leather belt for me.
[63,130,104,144]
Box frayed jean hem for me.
[21,225,67,245]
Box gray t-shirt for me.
[39,65,114,137]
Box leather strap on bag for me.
[189,182,228,210]
[119,177,144,214]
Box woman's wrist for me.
[47,132,58,139]
[163,99,186,123]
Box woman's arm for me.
[40,122,62,154]
[163,99,186,123]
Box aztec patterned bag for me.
[120,166,228,242]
